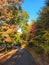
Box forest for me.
[0,0,49,64]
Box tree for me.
[0,0,24,50]
[37,0,49,30]
[36,0,49,43]
[29,21,36,41]
[20,24,30,44]
[34,0,49,53]
[0,0,23,24]
[0,0,30,51]
[0,24,18,50]
[45,0,49,7]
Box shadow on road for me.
[0,47,36,65]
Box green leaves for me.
[38,0,49,30]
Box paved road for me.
[0,47,36,65]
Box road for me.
[0,47,36,65]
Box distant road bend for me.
[0,47,36,65]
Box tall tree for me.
[37,0,49,30]
[0,0,23,25]
[0,0,24,50]
[28,21,36,42]
[35,0,49,53]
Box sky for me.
[22,0,45,22]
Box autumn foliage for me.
[0,24,18,43]
[0,0,24,50]
[29,22,36,40]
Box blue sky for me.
[22,0,45,22]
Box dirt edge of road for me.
[25,46,49,65]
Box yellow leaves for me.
[43,30,49,42]
[22,11,29,18]
[6,12,13,19]
[2,26,6,29]
[45,31,49,35]
[0,32,2,35]
[0,24,18,33]
[0,24,18,43]
[0,0,23,24]
[1,32,9,38]
[24,25,30,32]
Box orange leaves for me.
[30,22,37,33]
[0,0,23,6]
[0,0,23,44]
[0,0,22,23]
[29,22,36,39]
[0,0,8,7]
[0,24,18,43]
[6,29,14,34]
[0,0,4,5]
[6,28,17,34]
[5,38,14,43]
[22,11,29,18]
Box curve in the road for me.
[0,48,36,65]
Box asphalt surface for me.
[0,47,36,65]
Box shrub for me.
[15,42,21,47]
[28,42,34,47]
[47,51,49,57]
[33,46,45,54]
